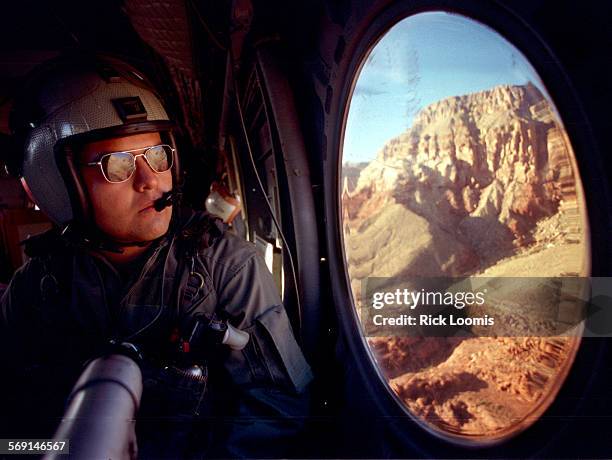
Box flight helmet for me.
[9,54,180,228]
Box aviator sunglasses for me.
[84,144,174,183]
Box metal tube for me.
[44,354,143,460]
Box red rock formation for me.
[343,83,573,271]
[342,84,585,441]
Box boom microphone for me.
[154,189,181,212]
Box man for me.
[0,54,312,458]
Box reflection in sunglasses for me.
[85,144,174,183]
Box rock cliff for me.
[343,83,579,274]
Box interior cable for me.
[232,72,303,336]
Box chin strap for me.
[60,224,147,254]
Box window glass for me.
[341,11,589,443]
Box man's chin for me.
[114,224,171,245]
[134,227,170,243]
[134,213,172,240]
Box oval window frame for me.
[324,0,603,451]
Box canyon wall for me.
[343,83,579,277]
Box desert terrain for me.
[342,84,588,442]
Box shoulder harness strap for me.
[177,213,226,311]
[23,229,64,302]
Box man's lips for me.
[139,201,158,212]
[140,196,172,213]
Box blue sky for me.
[343,11,549,163]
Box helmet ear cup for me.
[56,142,91,226]
[161,131,181,188]
[21,125,75,224]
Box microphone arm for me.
[154,189,182,212]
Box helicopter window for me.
[340,11,590,444]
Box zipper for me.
[119,242,167,310]
[120,237,177,341]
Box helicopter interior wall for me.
[290,0,612,457]
[0,0,611,458]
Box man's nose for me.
[133,155,158,191]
